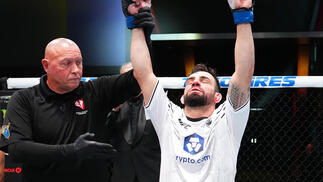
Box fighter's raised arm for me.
[131,28,157,106]
[122,0,156,106]
[227,0,255,110]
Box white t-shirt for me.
[145,81,250,182]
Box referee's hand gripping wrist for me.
[73,132,117,160]
[122,0,153,29]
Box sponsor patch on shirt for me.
[176,154,211,164]
[75,99,85,110]
[184,133,204,155]
[1,124,10,139]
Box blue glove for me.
[228,0,255,24]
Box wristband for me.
[126,16,135,29]
[233,10,254,24]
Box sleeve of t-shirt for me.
[89,70,140,111]
[225,94,250,147]
[144,81,170,141]
[3,90,75,164]
[5,90,33,144]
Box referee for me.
[0,38,140,182]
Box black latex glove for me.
[133,8,154,28]
[133,7,154,41]
[133,7,155,58]
[73,132,117,160]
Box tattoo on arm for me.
[229,83,250,110]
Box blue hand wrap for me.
[126,16,135,29]
[233,10,254,24]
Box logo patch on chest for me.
[74,99,85,110]
[184,133,204,155]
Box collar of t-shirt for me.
[186,116,208,122]
[40,75,82,99]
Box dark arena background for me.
[1,0,323,181]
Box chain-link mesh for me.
[237,88,323,182]
[166,88,323,182]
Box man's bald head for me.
[120,62,133,74]
[42,38,83,94]
[44,38,81,60]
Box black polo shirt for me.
[0,70,140,182]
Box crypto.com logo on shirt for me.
[183,133,204,155]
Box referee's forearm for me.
[8,141,76,164]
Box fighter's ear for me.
[213,92,222,104]
[180,95,184,105]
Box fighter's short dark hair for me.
[190,64,221,92]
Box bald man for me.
[0,38,140,182]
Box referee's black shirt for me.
[0,70,140,182]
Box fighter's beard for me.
[184,93,208,107]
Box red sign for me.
[4,167,22,174]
